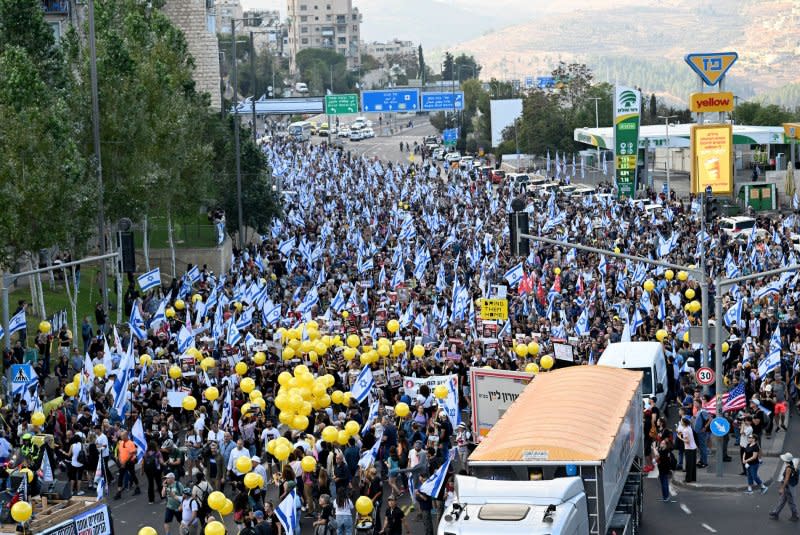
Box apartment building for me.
[286,0,361,74]
[363,39,416,65]
[215,0,244,33]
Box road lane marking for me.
[701,523,717,532]
[669,484,678,496]
[680,503,692,515]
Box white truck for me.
[597,341,669,411]
[439,366,644,535]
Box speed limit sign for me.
[696,367,715,385]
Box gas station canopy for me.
[574,123,787,150]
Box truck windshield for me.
[632,367,654,395]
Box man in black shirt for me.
[254,504,282,535]
[381,495,410,535]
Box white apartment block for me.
[286,0,362,74]
[215,0,244,34]
[363,39,415,65]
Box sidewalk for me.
[671,421,790,493]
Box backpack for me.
[193,482,212,518]
[76,444,87,466]
[789,467,799,487]
[667,451,678,471]
[144,453,158,472]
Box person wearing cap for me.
[179,486,200,535]
[380,494,410,535]
[770,452,799,521]
[161,472,184,535]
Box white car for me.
[719,216,766,240]
[433,148,445,161]
[337,127,350,139]
[445,151,462,164]
[362,127,375,139]
[350,129,365,141]
[459,156,474,169]
[351,117,367,130]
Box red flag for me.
[518,273,533,295]
[577,276,585,296]
[554,275,562,293]
[536,281,545,305]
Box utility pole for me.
[250,31,257,144]
[658,115,677,197]
[88,0,109,317]
[589,97,602,173]
[232,19,244,250]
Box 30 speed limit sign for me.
[696,367,715,385]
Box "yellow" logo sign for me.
[689,92,734,113]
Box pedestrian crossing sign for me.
[11,364,32,385]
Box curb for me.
[672,474,776,493]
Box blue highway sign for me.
[361,89,420,112]
[421,91,464,111]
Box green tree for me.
[295,48,354,94]
[734,101,795,125]
[442,52,454,81]
[454,53,480,81]
[551,62,593,110]
[418,45,426,85]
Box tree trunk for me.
[63,266,79,349]
[167,209,176,278]
[143,214,151,271]
[27,255,41,318]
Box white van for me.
[597,341,668,410]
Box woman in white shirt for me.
[739,415,754,476]
[65,434,85,496]
[333,486,354,535]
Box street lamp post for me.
[232,18,244,250]
[589,97,601,175]
[658,115,678,197]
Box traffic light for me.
[704,197,719,224]
[509,197,530,256]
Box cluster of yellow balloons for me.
[685,300,701,314]
[266,436,295,461]
[278,322,342,363]
[273,366,340,431]
[244,471,265,490]
[208,490,234,518]
[319,419,361,446]
[513,341,540,358]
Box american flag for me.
[702,382,747,414]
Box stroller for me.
[354,511,375,535]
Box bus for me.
[288,121,312,141]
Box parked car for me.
[490,169,506,184]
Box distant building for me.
[286,0,361,75]
[363,39,415,65]
[242,9,286,56]
[215,0,243,33]
[41,0,76,43]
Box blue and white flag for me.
[276,489,297,535]
[724,299,742,328]
[759,326,782,379]
[361,400,380,436]
[349,366,374,404]
[7,309,26,335]
[504,262,524,287]
[186,265,201,283]
[391,265,405,289]
[137,268,161,292]
[297,287,319,314]
[177,324,194,354]
[330,288,346,313]
[220,388,233,430]
[129,302,147,340]
[226,321,242,347]
[575,308,590,336]
[419,447,454,499]
[131,417,147,463]
[441,375,460,430]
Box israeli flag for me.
[419,447,454,498]
[350,366,374,404]
[226,321,242,347]
[278,237,296,257]
[177,324,194,353]
[276,489,297,535]
[358,427,384,470]
[8,309,26,335]
[391,265,405,289]
[377,265,386,287]
[755,282,781,300]
[150,298,168,329]
[186,265,201,283]
[129,303,147,340]
[575,308,590,336]
[131,417,147,463]
[362,400,380,436]
[504,262,524,287]
[330,288,346,313]
[137,268,161,292]
[657,292,666,322]
[298,287,319,314]
[724,299,742,328]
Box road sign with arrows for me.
[325,93,359,115]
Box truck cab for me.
[597,341,668,410]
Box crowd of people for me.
[2,133,800,534]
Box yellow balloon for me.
[412,344,425,358]
[343,347,357,361]
[288,339,301,351]
[722,342,730,353]
[64,382,78,398]
[345,420,360,436]
[274,443,291,461]
[234,302,243,312]
[683,331,691,342]
[249,389,263,402]
[527,341,540,356]
[192,294,203,304]
[10,501,32,522]
[73,373,81,385]
[540,355,554,370]
[689,300,701,313]
[278,411,294,426]
[31,412,45,426]
[347,334,361,348]
[235,455,252,474]
[656,329,668,342]
[204,386,219,401]
[643,279,655,293]
[342,310,350,319]
[38,320,51,334]
[614,247,621,254]
[342,392,353,405]
[219,499,233,516]
[434,384,448,399]
[182,395,197,411]
[331,390,344,404]
[322,426,339,443]
[387,319,400,333]
[235,362,248,376]
[201,357,215,370]
[19,468,33,482]
[337,430,350,445]
[677,270,689,281]
[314,341,327,355]
[169,366,182,379]
[524,362,539,374]
[515,344,528,357]
[293,414,309,430]
[665,269,675,281]
[205,520,226,535]
[377,344,391,358]
[282,347,296,361]
[392,340,406,356]
[253,398,266,410]
[174,299,186,311]
[355,496,374,515]
[138,528,158,535]
[244,471,262,489]
[165,307,176,318]
[685,288,696,300]
[241,403,251,416]
[553,267,561,276]
[240,377,256,394]
[140,354,153,367]
[254,351,267,365]
[208,490,226,511]
[91,363,106,378]
[301,455,317,473]
[300,340,312,354]
[395,402,410,417]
